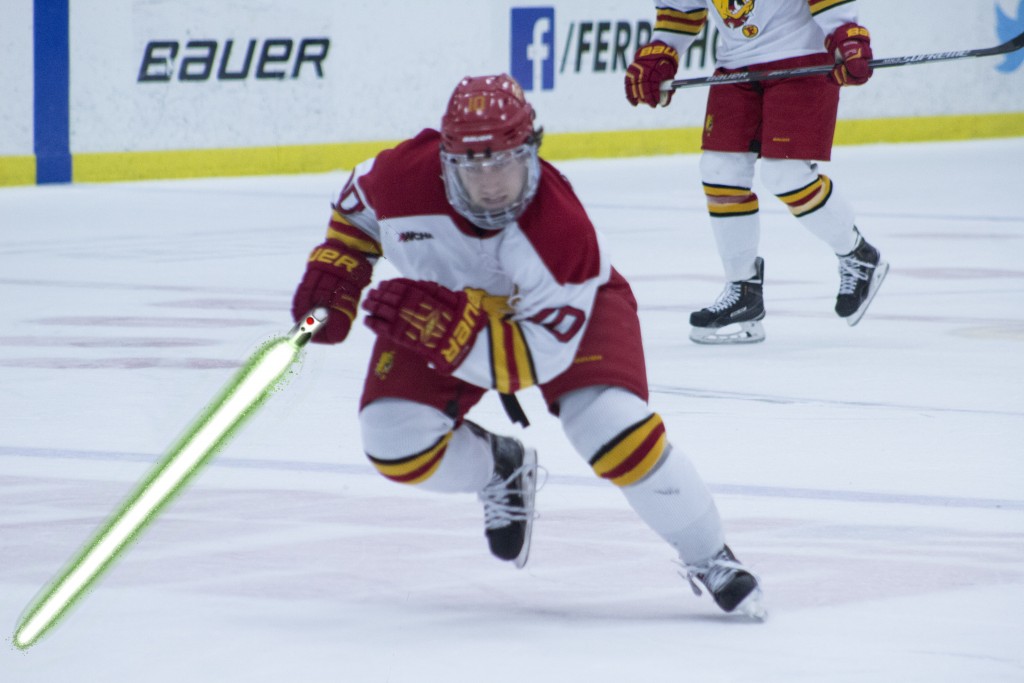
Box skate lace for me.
[706,282,742,313]
[837,255,872,295]
[477,464,537,530]
[677,554,748,597]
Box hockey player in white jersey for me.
[290,74,764,617]
[626,0,889,344]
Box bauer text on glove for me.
[625,41,679,107]
[291,241,374,344]
[362,279,487,375]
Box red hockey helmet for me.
[440,74,542,230]
[440,74,539,157]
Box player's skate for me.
[468,422,538,569]
[689,256,766,344]
[835,232,889,326]
[680,545,766,620]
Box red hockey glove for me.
[291,241,374,344]
[362,279,486,375]
[826,23,873,86]
[625,41,680,107]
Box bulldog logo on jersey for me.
[712,0,757,31]
[374,350,395,380]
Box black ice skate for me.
[467,421,537,569]
[681,545,766,620]
[689,257,766,345]
[835,232,889,326]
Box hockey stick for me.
[661,29,1024,91]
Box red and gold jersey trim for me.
[589,414,668,487]
[488,317,538,394]
[366,432,452,484]
[655,7,708,36]
[327,212,382,256]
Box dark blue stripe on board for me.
[33,0,72,184]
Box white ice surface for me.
[1,139,1022,682]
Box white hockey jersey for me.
[324,128,612,394]
[652,0,861,69]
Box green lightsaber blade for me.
[13,308,329,650]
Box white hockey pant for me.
[759,157,860,255]
[559,386,724,564]
[360,389,725,564]
[700,151,761,282]
[701,151,860,279]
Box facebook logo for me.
[510,7,555,91]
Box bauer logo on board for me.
[138,38,330,82]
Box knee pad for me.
[760,158,833,216]
[700,150,757,187]
[559,387,669,487]
[700,151,759,217]
[365,434,452,485]
[360,399,454,484]
[559,386,651,456]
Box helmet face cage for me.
[440,74,541,230]
[441,143,540,230]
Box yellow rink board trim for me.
[71,141,399,183]
[1,112,1022,186]
[546,112,1024,158]
[834,112,1024,145]
[0,156,37,186]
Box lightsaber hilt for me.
[288,307,329,347]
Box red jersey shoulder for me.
[358,129,452,219]
[518,161,601,285]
